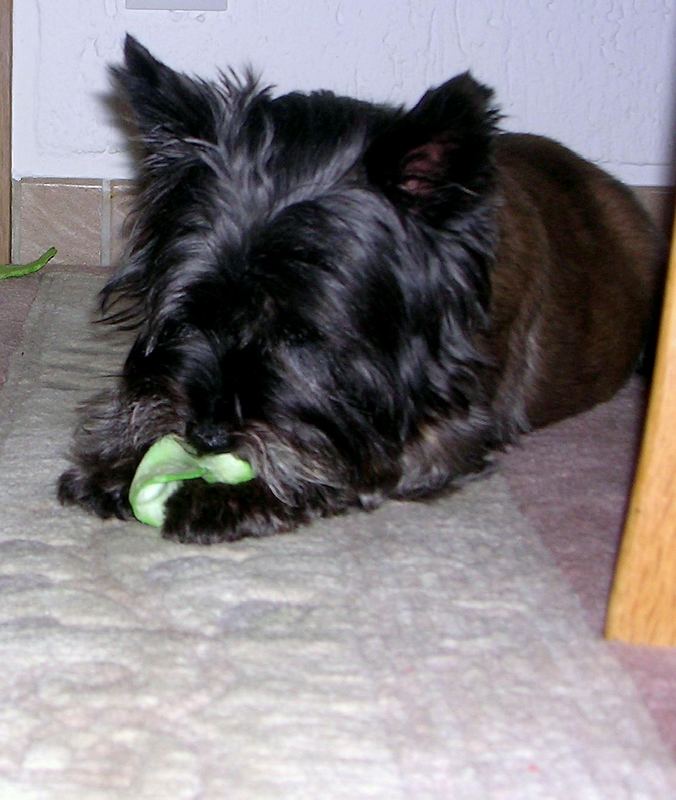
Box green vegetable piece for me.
[0,247,57,279]
[129,434,255,528]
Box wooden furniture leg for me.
[606,215,676,646]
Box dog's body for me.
[58,37,663,542]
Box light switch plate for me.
[126,1,227,10]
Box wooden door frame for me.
[0,0,11,263]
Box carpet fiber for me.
[0,269,674,798]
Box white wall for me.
[12,0,676,185]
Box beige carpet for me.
[0,269,674,799]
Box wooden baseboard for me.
[0,0,12,263]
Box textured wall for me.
[12,0,676,184]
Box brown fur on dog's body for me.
[490,134,661,429]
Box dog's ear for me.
[365,73,499,224]
[111,35,220,143]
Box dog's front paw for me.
[161,480,302,544]
[57,467,132,520]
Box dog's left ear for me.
[111,35,220,144]
[365,72,499,224]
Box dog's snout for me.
[187,422,233,453]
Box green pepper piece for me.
[0,247,57,280]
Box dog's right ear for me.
[111,35,219,143]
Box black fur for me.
[58,36,663,543]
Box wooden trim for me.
[606,214,676,646]
[0,0,11,263]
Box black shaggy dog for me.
[58,36,663,543]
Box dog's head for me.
[105,36,499,493]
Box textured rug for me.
[0,269,674,799]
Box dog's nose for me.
[186,422,232,453]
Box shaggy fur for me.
[58,36,663,543]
